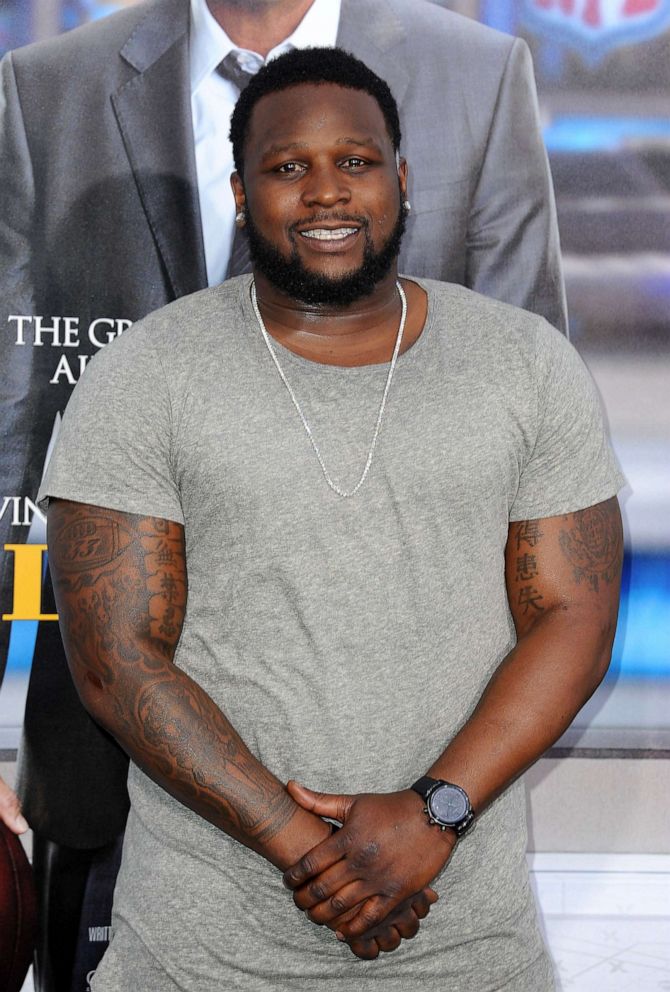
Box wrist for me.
[268,804,332,872]
[409,777,475,840]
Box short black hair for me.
[229,47,402,176]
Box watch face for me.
[429,784,469,825]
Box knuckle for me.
[308,882,328,903]
[329,894,349,916]
[359,906,381,930]
[385,878,403,898]
[298,855,315,876]
[338,829,355,853]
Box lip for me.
[295,224,362,253]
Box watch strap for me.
[410,776,441,801]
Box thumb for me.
[287,781,354,821]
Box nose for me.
[301,160,351,209]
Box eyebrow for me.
[260,136,384,162]
[336,136,382,151]
[261,141,310,162]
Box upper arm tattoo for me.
[48,501,295,848]
[512,519,546,616]
[52,507,185,659]
[507,497,623,631]
[558,501,623,592]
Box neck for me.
[205,0,316,57]
[254,270,401,334]
[252,270,410,367]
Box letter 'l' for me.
[2,545,58,620]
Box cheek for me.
[256,206,303,248]
[373,187,401,230]
[250,182,302,223]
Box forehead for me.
[245,83,393,160]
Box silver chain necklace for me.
[251,280,408,498]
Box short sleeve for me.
[510,324,625,521]
[37,324,184,524]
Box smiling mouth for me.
[299,227,360,241]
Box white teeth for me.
[300,228,357,241]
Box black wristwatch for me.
[410,776,475,837]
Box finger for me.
[358,896,421,941]
[286,781,354,822]
[411,887,439,920]
[307,881,369,926]
[335,895,395,940]
[370,925,402,953]
[283,830,346,890]
[391,910,420,940]
[346,936,380,961]
[292,861,351,911]
[375,901,420,941]
[0,779,28,834]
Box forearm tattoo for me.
[49,502,296,849]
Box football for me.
[0,822,37,992]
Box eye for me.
[276,161,306,174]
[341,157,368,170]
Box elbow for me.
[586,614,619,693]
[67,661,120,738]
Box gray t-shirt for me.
[39,276,623,992]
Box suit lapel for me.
[112,0,207,299]
[337,0,410,110]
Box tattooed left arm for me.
[278,498,623,943]
[425,496,623,811]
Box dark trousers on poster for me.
[32,832,123,992]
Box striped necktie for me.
[218,51,257,278]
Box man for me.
[0,0,567,985]
[40,47,622,990]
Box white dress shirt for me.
[189,0,342,286]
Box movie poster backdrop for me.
[1,0,669,750]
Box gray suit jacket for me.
[0,0,566,846]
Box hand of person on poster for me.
[283,783,454,941]
[0,775,28,834]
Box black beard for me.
[243,201,406,306]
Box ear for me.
[230,171,246,216]
[397,157,408,200]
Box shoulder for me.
[421,278,547,340]
[83,279,247,375]
[381,0,517,61]
[4,0,179,80]
[419,278,579,377]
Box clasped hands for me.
[282,781,456,960]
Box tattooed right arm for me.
[47,499,329,869]
[49,499,438,957]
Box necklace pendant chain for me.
[251,280,408,498]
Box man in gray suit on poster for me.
[0,0,566,988]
